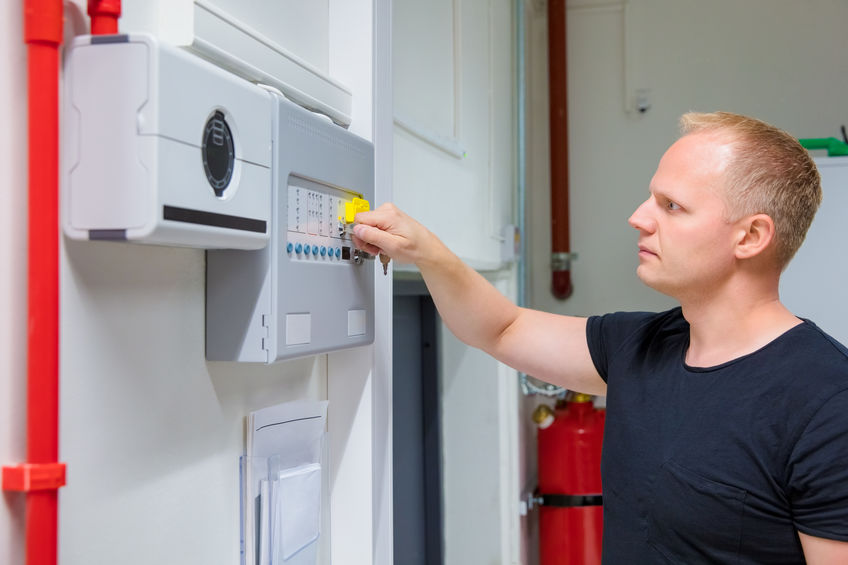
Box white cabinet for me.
[393,0,515,270]
[118,0,352,125]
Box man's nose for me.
[628,198,655,232]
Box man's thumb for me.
[353,223,383,246]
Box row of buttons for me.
[286,242,343,258]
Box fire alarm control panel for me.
[63,34,272,249]
[205,95,375,363]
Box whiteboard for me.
[781,156,848,345]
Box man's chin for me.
[636,269,676,297]
[635,266,654,287]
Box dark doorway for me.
[393,280,444,565]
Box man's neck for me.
[680,282,801,368]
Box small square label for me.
[286,313,311,345]
[347,309,366,336]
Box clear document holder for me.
[240,400,328,565]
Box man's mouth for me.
[638,245,658,257]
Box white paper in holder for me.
[273,462,322,563]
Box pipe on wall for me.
[88,0,121,35]
[548,0,574,300]
[0,1,65,565]
[2,2,121,563]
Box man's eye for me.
[666,201,681,211]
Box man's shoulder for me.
[761,321,848,396]
[587,307,688,366]
[592,307,687,336]
[786,320,848,361]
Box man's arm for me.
[799,532,848,564]
[353,203,606,395]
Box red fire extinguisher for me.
[533,392,605,564]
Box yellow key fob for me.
[343,197,370,224]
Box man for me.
[352,112,848,563]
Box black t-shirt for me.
[586,307,848,564]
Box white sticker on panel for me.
[317,192,326,236]
[288,186,302,233]
[325,197,333,237]
[347,309,366,337]
[307,191,319,235]
[286,313,311,345]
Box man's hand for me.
[348,202,605,395]
[351,203,442,267]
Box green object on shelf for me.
[799,137,848,157]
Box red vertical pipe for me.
[8,3,122,562]
[548,0,573,299]
[24,1,63,564]
[88,0,121,35]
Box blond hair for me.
[679,111,821,269]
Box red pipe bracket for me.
[24,0,63,44]
[2,463,67,492]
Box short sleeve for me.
[787,388,848,541]
[586,311,659,383]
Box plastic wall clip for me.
[2,462,67,492]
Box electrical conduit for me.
[2,1,121,563]
[1,1,65,565]
[88,0,121,35]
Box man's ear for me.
[735,213,776,260]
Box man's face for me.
[628,133,742,300]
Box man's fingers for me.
[352,223,390,250]
[351,203,420,264]
[354,203,401,230]
[351,233,382,256]
[353,209,378,226]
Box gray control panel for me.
[206,94,374,363]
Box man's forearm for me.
[416,237,520,354]
[351,203,521,354]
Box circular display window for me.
[201,110,235,197]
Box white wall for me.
[368,0,395,561]
[527,0,848,318]
[439,272,522,565]
[391,0,522,561]
[393,0,515,270]
[2,1,388,564]
[0,0,28,563]
[60,240,329,562]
